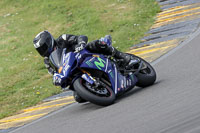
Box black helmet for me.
[33,30,55,57]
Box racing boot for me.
[113,48,140,70]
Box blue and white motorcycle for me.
[49,39,156,106]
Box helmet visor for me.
[36,43,49,57]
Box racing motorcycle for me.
[49,40,156,106]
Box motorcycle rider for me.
[33,30,140,87]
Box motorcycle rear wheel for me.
[134,56,156,87]
[73,78,116,106]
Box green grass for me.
[0,0,160,119]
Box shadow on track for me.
[72,80,163,109]
[115,80,162,103]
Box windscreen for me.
[49,48,63,71]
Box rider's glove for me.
[44,57,54,75]
[74,42,86,53]
[48,67,55,75]
[53,73,62,86]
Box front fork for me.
[80,70,100,88]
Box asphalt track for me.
[10,26,200,133]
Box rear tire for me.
[73,78,116,106]
[131,55,156,87]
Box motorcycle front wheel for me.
[73,78,116,106]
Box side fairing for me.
[80,55,120,94]
[80,54,137,95]
[116,72,138,93]
[60,52,76,79]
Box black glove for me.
[44,57,50,68]
[47,67,55,75]
[44,57,54,75]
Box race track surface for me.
[11,30,200,133]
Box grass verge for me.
[0,0,160,119]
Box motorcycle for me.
[49,44,156,106]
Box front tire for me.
[73,78,116,106]
[73,91,87,103]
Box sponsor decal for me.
[75,53,82,59]
[63,64,70,73]
[63,53,70,64]
[86,60,93,67]
[121,80,124,89]
[129,79,132,86]
[94,57,106,70]
[109,71,114,79]
[130,73,134,81]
